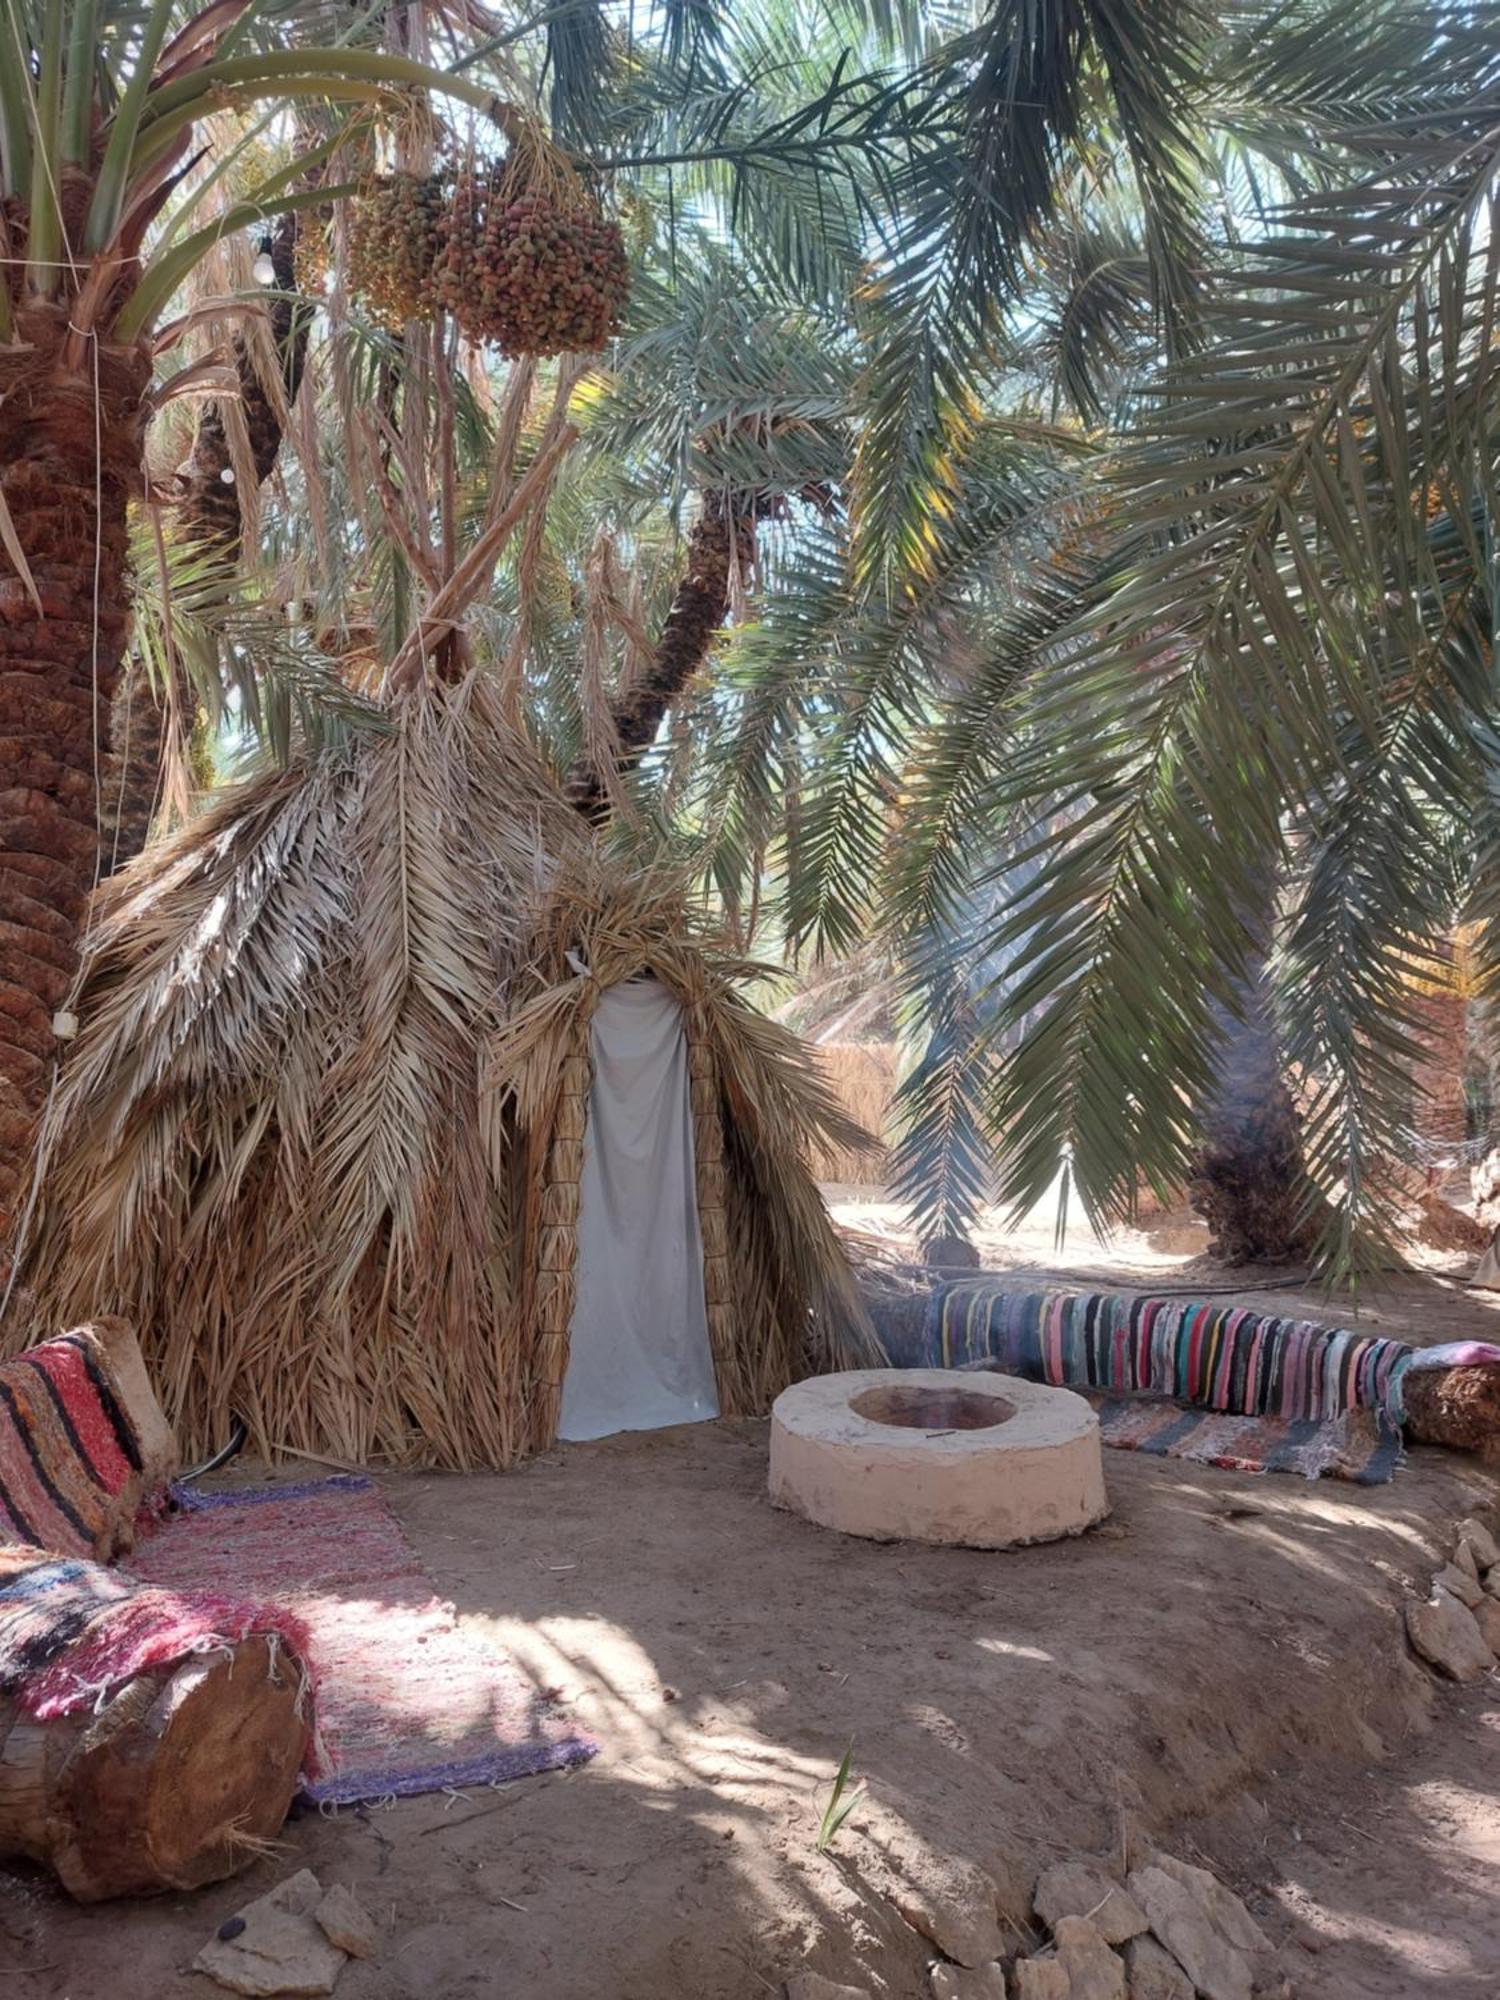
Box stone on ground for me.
[194,1871,347,1998]
[1126,1853,1270,2000]
[1013,1956,1070,2000]
[1434,1561,1486,1609]
[1052,1916,1127,2000]
[314,1884,379,1960]
[891,1869,1005,1967]
[1458,1516,1499,1572]
[931,1963,1009,1997]
[1453,1538,1481,1581]
[1405,1589,1495,1681]
[1013,1917,1125,2000]
[1473,1594,1500,1658]
[1121,1935,1193,2000]
[784,1976,871,2000]
[1034,1859,1148,1945]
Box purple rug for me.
[130,1474,597,1805]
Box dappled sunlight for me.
[973,1637,1054,1663]
[477,1609,837,1803]
[23,1420,1500,2000]
[1272,1885,1481,1982]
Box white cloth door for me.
[558,977,719,1441]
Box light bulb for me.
[219,467,236,486]
[252,237,276,285]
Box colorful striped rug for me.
[923,1286,1415,1422]
[0,1323,176,1561]
[1085,1395,1405,1485]
[0,1540,309,1719]
[130,1475,598,1806]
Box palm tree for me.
[1,0,973,1247]
[690,0,1500,1277]
[0,2,528,1238]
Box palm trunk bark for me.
[100,215,312,873]
[1188,963,1316,1263]
[564,487,759,820]
[0,310,151,1243]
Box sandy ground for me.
[6,1216,1500,1998]
[1256,1680,1500,1997]
[6,1424,1498,1997]
[825,1185,1500,1351]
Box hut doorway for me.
[557,977,720,1441]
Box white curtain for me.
[558,977,719,1442]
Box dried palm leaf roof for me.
[17,677,874,1468]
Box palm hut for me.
[17,678,873,1468]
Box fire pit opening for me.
[849,1385,1015,1432]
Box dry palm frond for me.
[18,679,873,1468]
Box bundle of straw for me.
[18,678,873,1467]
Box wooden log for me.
[0,1634,307,1901]
[1404,1366,1500,1455]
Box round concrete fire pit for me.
[769,1368,1107,1548]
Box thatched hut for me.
[16,679,873,1468]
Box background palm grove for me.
[2,0,1499,1298]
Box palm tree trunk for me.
[1188,965,1316,1263]
[99,215,312,873]
[564,488,759,820]
[0,314,151,1243]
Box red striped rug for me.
[130,1475,597,1805]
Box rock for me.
[314,1885,378,1960]
[1053,1917,1127,2000]
[784,1978,871,2000]
[1013,1958,1070,2000]
[1473,1594,1500,1658]
[1035,1860,1148,1946]
[1405,1590,1495,1681]
[1458,1516,1500,1573]
[1013,1920,1124,2000]
[1434,1562,1485,1609]
[1144,1854,1269,1958]
[1122,1936,1192,2000]
[893,1879,1005,1969]
[1126,1854,1270,2000]
[932,1966,1009,1998]
[1454,1538,1481,1581]
[194,1871,347,1998]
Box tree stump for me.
[0,1634,307,1901]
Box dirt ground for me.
[1253,1679,1500,1997]
[6,1227,1500,1998]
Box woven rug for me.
[927,1286,1414,1420]
[1086,1394,1405,1484]
[130,1474,598,1806]
[0,1327,166,1561]
[0,1541,309,1719]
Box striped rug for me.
[1086,1395,1405,1484]
[0,1328,168,1561]
[130,1474,598,1805]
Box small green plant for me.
[815,1743,866,1854]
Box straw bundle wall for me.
[686,1017,740,1402]
[16,678,876,1468]
[528,1034,591,1456]
[806,1042,898,1181]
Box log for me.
[0,1633,307,1901]
[1404,1366,1500,1456]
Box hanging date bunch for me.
[434,127,630,357]
[347,171,447,328]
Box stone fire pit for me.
[769,1368,1108,1548]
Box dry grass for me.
[17,678,877,1468]
[806,1042,898,1180]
